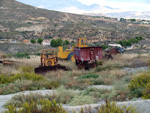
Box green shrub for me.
[82,88,108,100]
[69,94,94,106]
[0,79,46,95]
[4,93,53,107]
[128,72,150,97]
[5,99,66,113]
[19,66,34,73]
[0,72,44,84]
[9,72,44,83]
[13,52,29,58]
[76,74,99,80]
[56,86,77,104]
[44,80,60,89]
[142,82,150,99]
[97,100,137,113]
[0,74,9,84]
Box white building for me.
[42,40,51,46]
[108,44,122,48]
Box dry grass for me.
[109,69,127,80]
[0,65,20,75]
[15,56,40,68]
[58,60,78,70]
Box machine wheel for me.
[46,61,52,66]
[67,52,75,62]
[78,63,83,69]
[75,60,78,65]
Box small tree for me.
[51,39,58,47]
[56,38,63,46]
[30,39,36,44]
[37,38,43,45]
[65,40,70,45]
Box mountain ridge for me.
[0,0,150,43]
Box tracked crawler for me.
[35,49,68,74]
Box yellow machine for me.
[57,38,88,62]
[40,49,58,66]
[77,38,88,48]
[35,49,68,74]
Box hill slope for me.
[0,0,150,42]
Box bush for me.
[19,66,34,73]
[128,72,150,97]
[51,38,70,47]
[37,38,43,45]
[82,88,108,100]
[56,86,77,104]
[4,93,53,107]
[0,74,9,84]
[142,82,150,99]
[0,79,45,95]
[30,39,36,44]
[76,74,99,80]
[44,81,60,89]
[13,52,29,58]
[9,72,44,83]
[5,99,66,113]
[97,100,137,113]
[69,94,94,106]
[136,36,143,40]
[0,79,59,95]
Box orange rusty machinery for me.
[35,49,68,74]
[0,60,18,66]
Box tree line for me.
[117,36,143,47]
[30,38,70,47]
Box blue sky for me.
[16,0,150,15]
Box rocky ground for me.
[125,40,150,54]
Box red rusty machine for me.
[74,38,103,69]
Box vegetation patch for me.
[129,72,150,97]
[76,74,99,80]
[69,94,94,106]
[97,100,137,113]
[5,99,66,113]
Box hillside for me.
[0,0,150,43]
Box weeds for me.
[5,99,66,113]
[129,72,150,97]
[97,100,137,113]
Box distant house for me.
[0,39,8,43]
[42,40,50,46]
[108,44,122,48]
[9,39,17,43]
[23,39,30,44]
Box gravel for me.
[124,66,148,74]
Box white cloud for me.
[77,0,150,12]
[37,5,45,9]
[59,6,87,14]
[59,6,126,15]
[77,0,106,6]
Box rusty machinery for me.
[35,49,68,74]
[57,38,88,62]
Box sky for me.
[16,0,150,17]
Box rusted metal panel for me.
[108,48,120,55]
[74,47,103,63]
